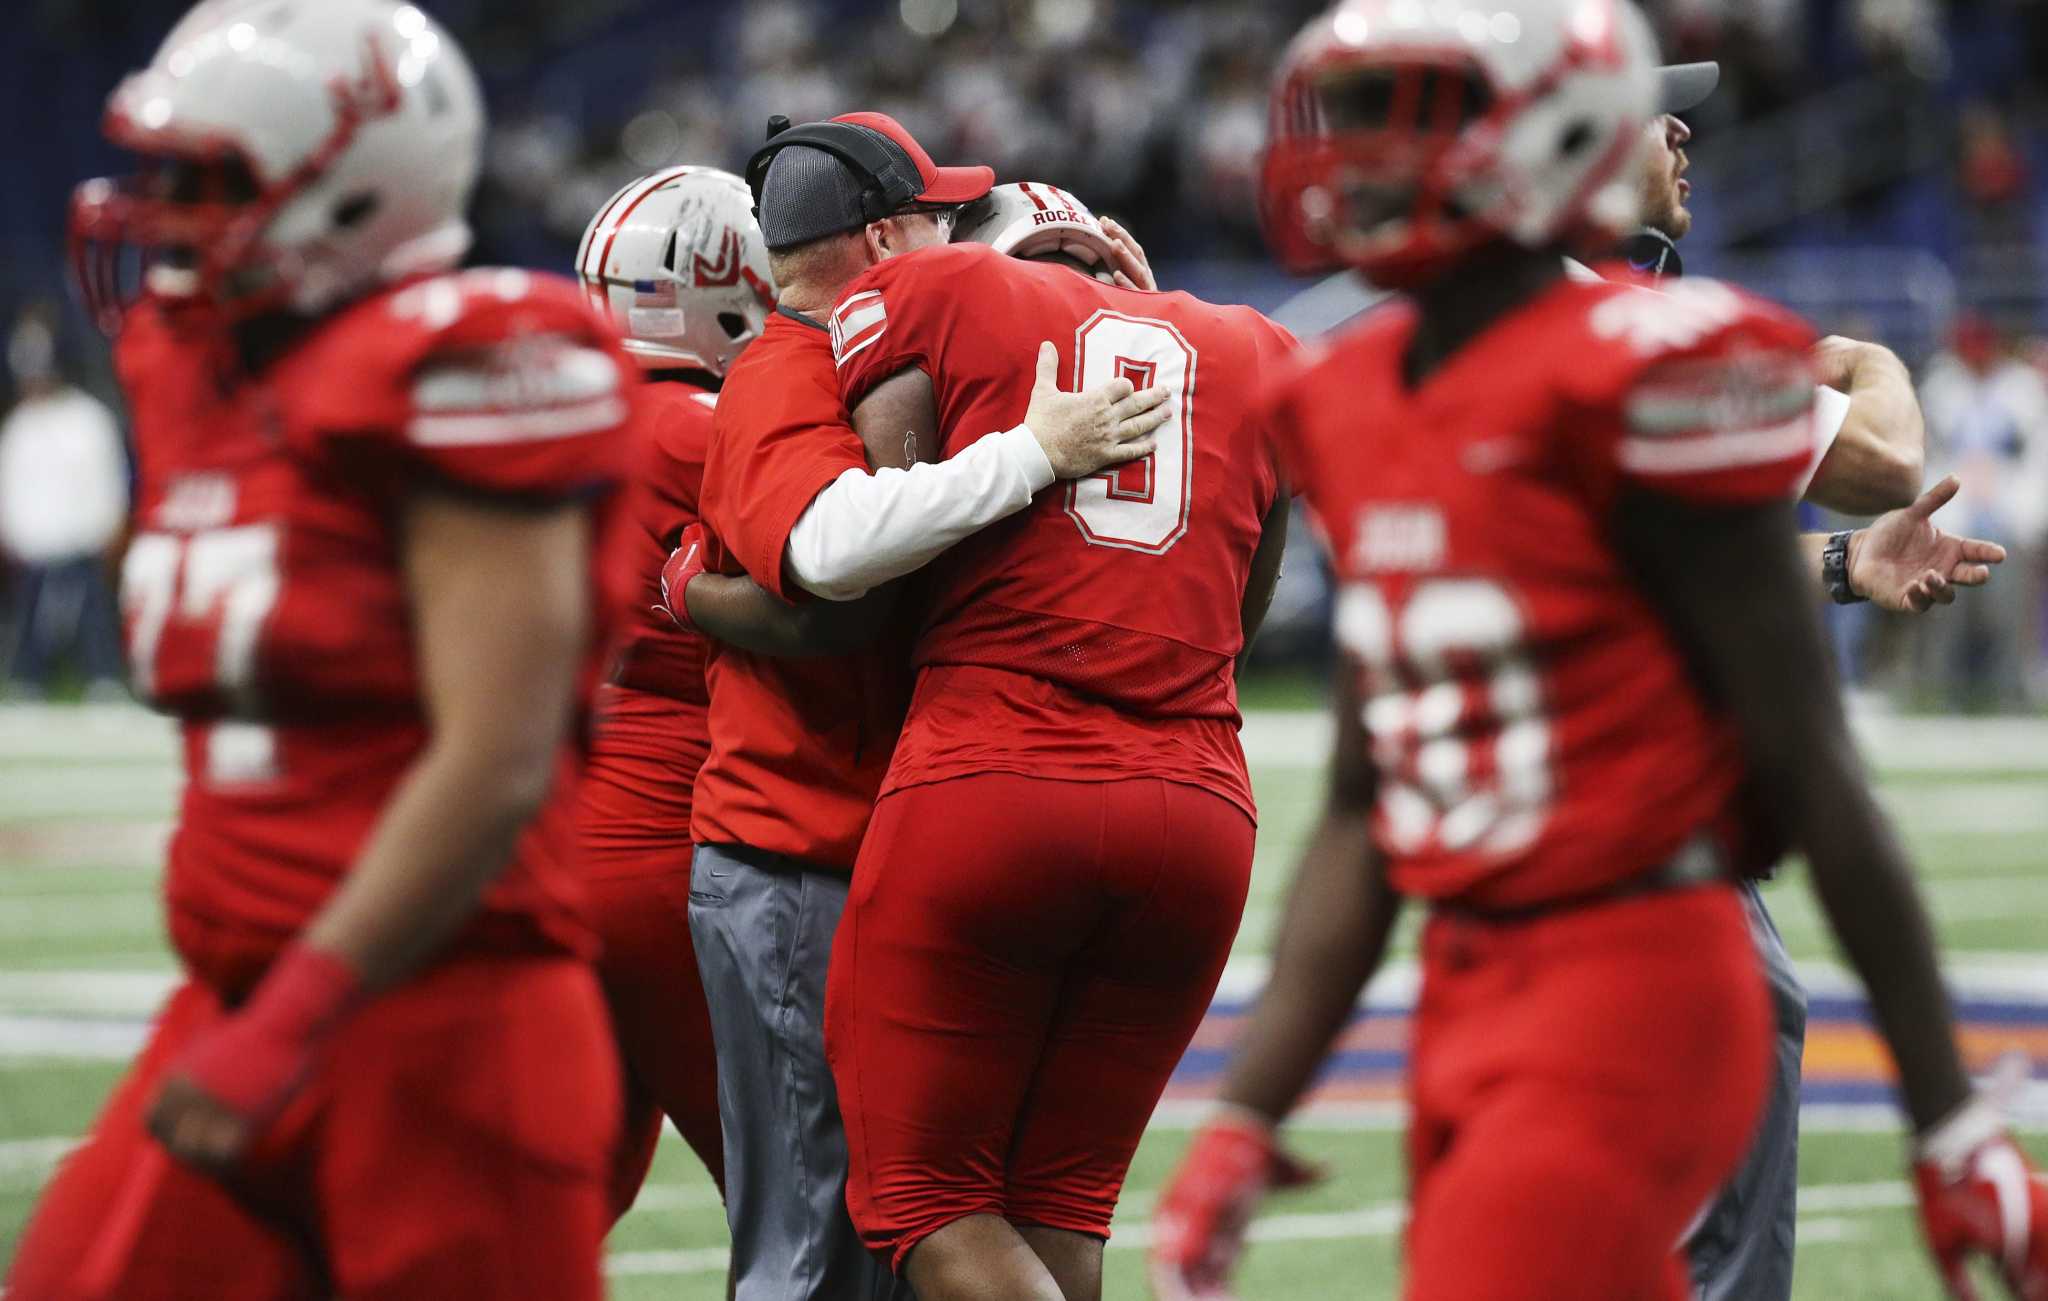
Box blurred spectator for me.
[1957,100,2033,243]
[1916,315,2048,707]
[0,306,127,699]
[1855,0,1949,79]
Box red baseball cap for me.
[831,111,993,204]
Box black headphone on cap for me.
[744,115,924,225]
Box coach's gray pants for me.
[1686,878,1807,1301]
[687,843,905,1301]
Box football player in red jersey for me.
[704,179,1293,1299]
[662,117,1167,1301]
[570,164,773,1229]
[667,181,1277,1298]
[9,3,636,1299]
[1150,2,2048,1300]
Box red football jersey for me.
[115,269,635,988]
[690,310,908,869]
[1270,273,1817,909]
[603,379,713,708]
[831,243,1297,817]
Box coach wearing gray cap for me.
[684,110,1169,1301]
[681,110,992,1301]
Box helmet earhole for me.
[1559,122,1595,156]
[717,312,749,339]
[333,193,378,228]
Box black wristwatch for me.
[1822,529,1866,604]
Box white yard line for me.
[18,951,2048,1033]
[604,1246,736,1277]
[1234,709,2048,775]
[0,1128,1964,1278]
[1210,955,2048,1005]
[9,703,2048,770]
[609,1184,1902,1275]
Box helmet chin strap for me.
[1616,226,1683,279]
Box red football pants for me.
[1403,884,1773,1301]
[6,954,618,1301]
[826,772,1255,1272]
[573,685,723,1217]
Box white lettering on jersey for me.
[1338,578,1551,858]
[407,338,625,447]
[389,269,535,330]
[1588,279,1745,354]
[1349,504,1445,573]
[154,473,237,532]
[830,290,888,369]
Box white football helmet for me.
[576,166,776,377]
[71,0,483,329]
[1262,0,1657,285]
[951,182,1119,278]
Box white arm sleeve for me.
[783,423,1057,601]
[1793,384,1853,499]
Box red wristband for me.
[237,944,365,1055]
[170,943,365,1129]
[659,525,708,633]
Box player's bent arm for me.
[783,363,1035,601]
[1613,489,1971,1135]
[852,364,943,470]
[781,345,1168,601]
[1236,487,1291,675]
[145,492,594,1174]
[299,491,590,983]
[1802,338,1925,515]
[1217,663,1398,1123]
[685,569,895,657]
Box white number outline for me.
[1064,310,1196,554]
[120,524,284,784]
[1336,578,1552,858]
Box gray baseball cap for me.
[758,145,875,251]
[751,111,993,252]
[1657,62,1720,113]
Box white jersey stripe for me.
[1618,416,1814,476]
[407,396,628,448]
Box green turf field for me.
[2,701,2043,1297]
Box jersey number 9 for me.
[1065,311,1195,554]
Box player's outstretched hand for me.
[1024,340,1169,480]
[1848,474,2006,614]
[1912,1095,2048,1300]
[1100,215,1157,292]
[660,523,708,632]
[1149,1106,1323,1301]
[146,944,362,1177]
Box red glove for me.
[147,944,364,1171]
[1914,1095,2048,1300]
[1149,1106,1322,1301]
[659,523,708,633]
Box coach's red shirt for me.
[830,244,1296,819]
[691,310,907,869]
